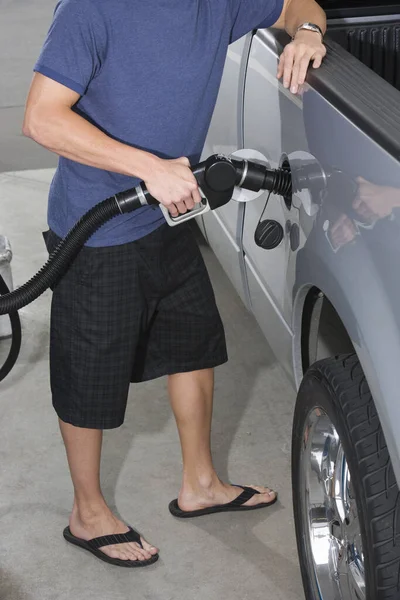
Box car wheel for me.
[292,354,400,600]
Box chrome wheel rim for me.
[301,407,366,600]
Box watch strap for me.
[293,22,324,40]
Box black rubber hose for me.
[262,169,292,197]
[0,157,293,317]
[0,196,120,315]
[0,273,22,382]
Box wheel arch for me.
[293,281,400,487]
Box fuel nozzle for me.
[116,152,294,226]
[199,154,293,211]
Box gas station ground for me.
[1,2,303,598]
[1,168,303,600]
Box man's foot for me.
[177,479,277,513]
[69,503,158,562]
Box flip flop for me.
[63,525,159,568]
[169,485,278,518]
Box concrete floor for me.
[1,170,302,600]
[0,2,303,599]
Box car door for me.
[242,29,309,374]
[200,36,252,306]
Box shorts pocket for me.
[42,229,93,286]
[42,229,59,254]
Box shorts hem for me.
[132,354,229,383]
[54,405,126,430]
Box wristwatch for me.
[293,22,324,41]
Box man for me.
[24,0,326,568]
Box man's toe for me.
[141,537,159,555]
[109,545,130,561]
[244,485,277,505]
[124,548,138,561]
[129,542,148,560]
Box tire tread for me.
[309,354,400,598]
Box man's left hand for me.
[277,30,326,95]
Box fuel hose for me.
[0,273,22,382]
[0,154,292,381]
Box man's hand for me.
[329,214,358,251]
[277,30,326,94]
[144,157,202,217]
[353,177,400,222]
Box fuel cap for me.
[254,220,284,250]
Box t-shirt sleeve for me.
[34,0,106,96]
[230,0,284,44]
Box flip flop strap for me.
[225,486,261,507]
[87,527,142,550]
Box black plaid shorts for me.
[43,223,227,429]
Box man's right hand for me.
[144,157,202,217]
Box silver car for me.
[198,1,400,599]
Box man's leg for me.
[168,369,276,510]
[60,419,158,561]
[44,230,160,563]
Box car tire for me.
[292,354,400,600]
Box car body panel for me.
[242,34,303,333]
[200,23,400,484]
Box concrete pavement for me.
[0,168,302,600]
[0,1,304,598]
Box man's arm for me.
[23,73,200,215]
[274,0,326,36]
[272,0,327,94]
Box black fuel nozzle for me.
[198,154,238,210]
[201,154,293,209]
[116,153,294,216]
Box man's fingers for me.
[192,187,202,205]
[279,40,326,90]
[184,196,195,211]
[168,203,179,217]
[290,51,311,93]
[173,201,188,215]
[332,221,356,247]
[297,53,313,87]
[167,199,189,216]
[169,194,199,216]
[282,47,295,88]
[312,52,324,69]
[289,58,301,93]
[277,53,285,79]
[331,214,349,235]
[354,200,376,221]
[292,47,322,92]
[358,205,375,220]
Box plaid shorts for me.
[43,223,227,429]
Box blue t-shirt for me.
[34,0,283,247]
